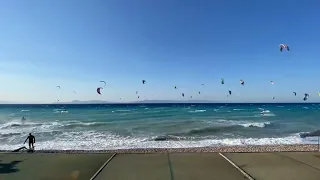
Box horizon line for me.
[0,102,318,105]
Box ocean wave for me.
[153,135,190,141]
[0,120,109,133]
[168,123,273,137]
[188,110,206,113]
[112,109,132,113]
[216,119,272,128]
[233,109,245,111]
[241,122,271,128]
[0,132,307,150]
[21,110,30,112]
[0,121,43,129]
[299,130,320,138]
[261,110,270,113]
[53,109,66,111]
[53,109,68,113]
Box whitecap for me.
[188,110,206,113]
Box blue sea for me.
[0,103,319,150]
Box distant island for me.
[52,100,222,104]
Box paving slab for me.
[224,152,320,180]
[94,153,170,180]
[278,152,320,170]
[169,153,248,180]
[0,153,112,180]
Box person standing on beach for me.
[24,133,35,149]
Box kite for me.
[240,80,244,86]
[142,80,146,84]
[97,87,102,95]
[56,86,60,89]
[100,81,106,87]
[293,92,297,96]
[182,93,185,97]
[228,90,232,95]
[221,78,224,84]
[280,44,289,52]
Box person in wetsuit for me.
[24,133,35,149]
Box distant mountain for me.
[52,99,223,104]
[130,100,222,103]
[0,101,19,104]
[53,100,110,104]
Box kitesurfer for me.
[24,133,35,149]
[21,117,26,121]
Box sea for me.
[0,103,319,151]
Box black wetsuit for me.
[25,135,35,149]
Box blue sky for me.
[0,0,320,103]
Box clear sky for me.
[0,0,320,103]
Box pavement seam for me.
[274,153,320,172]
[167,153,175,180]
[219,153,255,180]
[89,153,117,180]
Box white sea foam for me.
[188,110,206,113]
[0,132,309,151]
[216,119,271,128]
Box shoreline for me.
[2,144,319,154]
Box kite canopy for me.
[240,80,244,85]
[142,80,146,84]
[279,44,289,52]
[97,87,103,95]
